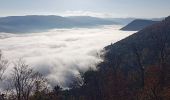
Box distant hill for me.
[121,19,159,31]
[67,16,118,26]
[0,15,117,33]
[105,17,164,25]
[0,15,164,33]
[0,15,74,33]
[151,17,165,21]
[106,18,135,25]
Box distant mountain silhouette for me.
[0,15,74,33]
[106,18,135,25]
[0,15,117,33]
[0,15,164,33]
[151,17,165,21]
[121,19,159,31]
[105,17,163,25]
[67,16,118,26]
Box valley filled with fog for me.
[0,25,134,87]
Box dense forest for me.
[0,16,170,100]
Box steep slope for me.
[121,19,159,31]
[104,16,170,70]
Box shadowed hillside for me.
[57,16,170,100]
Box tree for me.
[53,85,62,95]
[31,80,50,100]
[10,59,46,100]
[0,50,9,100]
[0,50,9,81]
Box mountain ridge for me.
[0,15,117,33]
[121,19,159,31]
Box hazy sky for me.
[0,0,170,18]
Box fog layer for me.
[0,25,134,87]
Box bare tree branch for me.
[0,50,9,81]
[10,59,47,100]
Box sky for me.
[0,0,170,18]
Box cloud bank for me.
[60,11,116,18]
[0,25,134,87]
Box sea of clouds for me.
[0,25,134,88]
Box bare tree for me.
[0,50,9,81]
[10,59,46,100]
